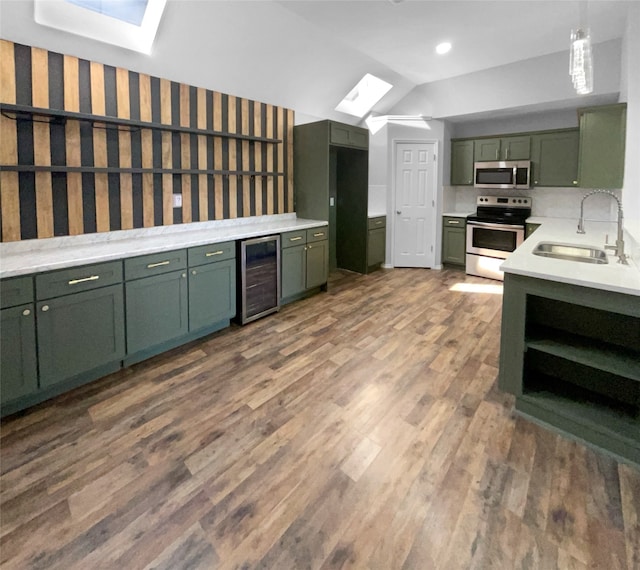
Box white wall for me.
[392,39,622,120]
[620,3,640,250]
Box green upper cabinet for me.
[474,138,501,162]
[530,130,579,187]
[578,103,627,189]
[450,140,474,185]
[329,122,369,149]
[474,135,530,162]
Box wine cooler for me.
[237,235,281,324]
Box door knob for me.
[396,210,401,215]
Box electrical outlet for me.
[172,194,182,208]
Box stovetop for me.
[467,195,531,226]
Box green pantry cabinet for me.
[294,120,376,274]
[281,228,329,304]
[441,216,466,266]
[499,274,640,466]
[450,104,626,189]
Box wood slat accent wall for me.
[0,40,294,242]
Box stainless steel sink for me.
[532,242,608,264]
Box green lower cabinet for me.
[367,228,385,268]
[281,244,307,299]
[188,259,236,332]
[442,217,466,266]
[531,130,579,187]
[306,240,329,289]
[0,304,38,406]
[525,223,541,239]
[125,270,189,357]
[37,284,125,388]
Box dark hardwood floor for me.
[1,267,638,569]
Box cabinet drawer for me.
[188,241,235,267]
[443,216,466,227]
[1,276,33,309]
[306,227,328,243]
[124,250,186,280]
[368,216,386,230]
[36,261,122,300]
[281,230,307,248]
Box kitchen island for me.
[498,217,640,467]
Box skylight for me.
[34,0,167,54]
[335,74,393,118]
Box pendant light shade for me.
[569,28,593,95]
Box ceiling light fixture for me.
[435,42,452,55]
[335,74,393,118]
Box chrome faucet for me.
[577,189,628,264]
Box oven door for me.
[466,221,525,259]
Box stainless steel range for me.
[466,195,531,281]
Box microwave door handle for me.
[512,166,518,188]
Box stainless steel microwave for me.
[474,161,531,189]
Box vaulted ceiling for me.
[0,0,631,124]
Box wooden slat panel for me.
[197,87,208,221]
[33,47,54,238]
[139,74,154,227]
[63,54,83,235]
[0,173,21,241]
[180,83,191,223]
[266,104,274,215]
[277,106,284,215]
[116,67,132,230]
[91,61,109,233]
[213,91,223,220]
[160,79,173,225]
[0,40,16,104]
[254,106,262,217]
[287,109,294,212]
[228,95,237,218]
[242,98,250,217]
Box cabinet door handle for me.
[505,147,509,160]
[41,305,49,312]
[147,260,170,268]
[495,149,499,160]
[68,275,100,285]
[181,273,187,278]
[22,309,31,316]
[192,270,197,275]
[313,232,325,237]
[289,236,303,242]
[205,250,224,257]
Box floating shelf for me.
[0,165,285,176]
[0,103,283,144]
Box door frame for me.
[390,139,440,269]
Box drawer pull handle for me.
[205,250,224,257]
[313,232,325,237]
[289,236,303,242]
[68,275,100,285]
[147,260,170,269]
[448,220,460,225]
[375,221,383,225]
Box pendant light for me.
[569,3,593,95]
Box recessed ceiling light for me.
[436,42,452,55]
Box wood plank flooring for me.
[1,267,638,569]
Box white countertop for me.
[0,214,327,279]
[368,212,386,218]
[501,217,640,296]
[442,211,473,218]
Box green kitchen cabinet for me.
[474,135,530,162]
[367,217,386,271]
[37,284,125,389]
[124,250,188,362]
[188,241,236,333]
[294,120,369,273]
[531,130,579,187]
[441,216,466,266]
[1,291,37,407]
[525,223,541,239]
[499,273,640,466]
[280,228,329,303]
[578,103,627,189]
[450,140,474,185]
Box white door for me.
[393,142,437,268]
